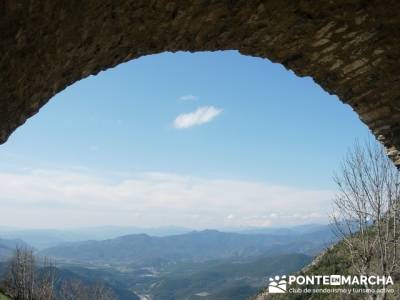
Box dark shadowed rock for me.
[1,1,400,164]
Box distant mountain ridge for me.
[40,228,337,266]
[0,224,332,249]
[0,225,335,300]
[0,226,191,249]
[0,238,29,261]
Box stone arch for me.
[1,0,400,164]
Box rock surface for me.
[1,0,400,164]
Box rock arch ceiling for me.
[1,0,400,164]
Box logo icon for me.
[330,275,341,285]
[268,275,287,293]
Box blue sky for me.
[0,51,372,229]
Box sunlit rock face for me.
[1,0,400,164]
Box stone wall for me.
[1,0,400,164]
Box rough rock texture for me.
[1,0,400,164]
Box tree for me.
[34,256,57,300]
[331,140,400,299]
[2,247,56,300]
[2,248,116,300]
[5,246,36,300]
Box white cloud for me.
[0,168,334,229]
[173,106,222,129]
[178,95,198,101]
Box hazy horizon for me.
[0,222,330,232]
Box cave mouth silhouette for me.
[1,1,399,165]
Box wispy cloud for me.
[178,95,198,101]
[173,106,222,129]
[0,168,334,229]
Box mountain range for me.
[39,227,336,267]
[0,224,337,300]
